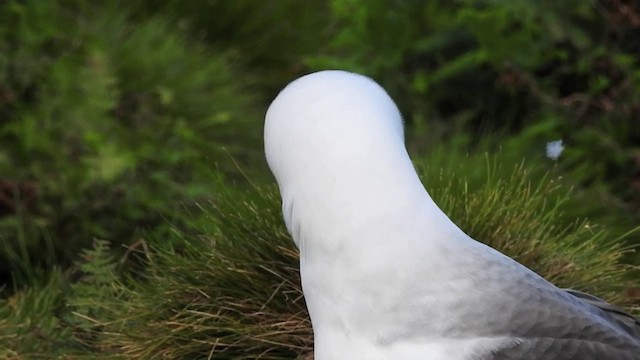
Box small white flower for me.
[546,140,564,161]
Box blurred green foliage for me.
[0,0,261,280]
[1,0,639,358]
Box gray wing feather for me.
[485,289,640,360]
[488,338,640,360]
[563,288,640,339]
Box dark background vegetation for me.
[1,0,639,358]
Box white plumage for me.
[264,70,640,360]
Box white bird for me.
[264,70,640,360]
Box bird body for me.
[264,70,640,360]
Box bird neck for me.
[282,145,454,259]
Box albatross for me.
[264,70,640,360]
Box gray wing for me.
[389,242,640,359]
[563,289,640,339]
[485,288,640,360]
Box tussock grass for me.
[63,189,313,359]
[0,270,77,359]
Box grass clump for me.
[0,270,78,359]
[65,188,312,359]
